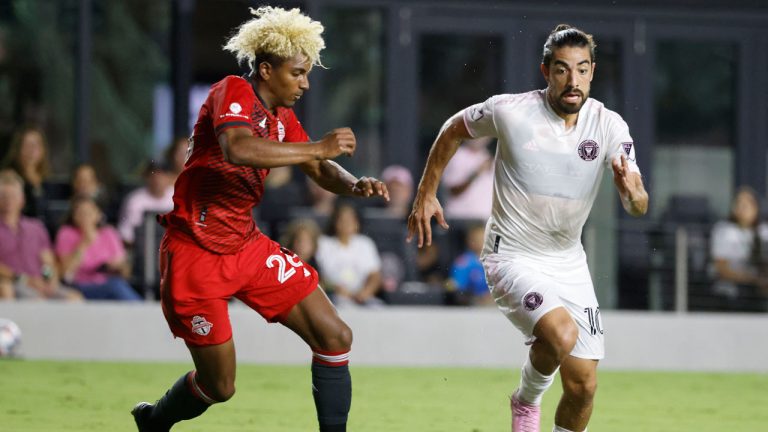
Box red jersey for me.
[160,75,310,254]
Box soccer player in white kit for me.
[407,25,648,432]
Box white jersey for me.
[462,89,640,259]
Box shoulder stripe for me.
[214,121,252,134]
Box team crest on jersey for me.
[229,102,242,114]
[523,292,544,311]
[191,315,213,336]
[577,140,600,161]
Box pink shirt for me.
[442,146,494,219]
[54,225,126,285]
[0,217,51,276]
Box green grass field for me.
[1,360,766,431]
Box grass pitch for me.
[1,360,766,431]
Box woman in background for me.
[316,202,382,306]
[710,187,768,311]
[2,125,52,221]
[55,196,141,301]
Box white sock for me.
[516,356,558,405]
[552,426,585,432]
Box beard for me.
[549,87,588,115]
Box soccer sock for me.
[311,350,351,432]
[149,371,214,428]
[552,426,585,432]
[517,356,558,405]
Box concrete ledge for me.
[0,302,766,371]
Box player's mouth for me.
[561,91,582,104]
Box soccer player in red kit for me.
[131,7,388,432]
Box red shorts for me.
[159,230,319,347]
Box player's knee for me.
[208,381,236,402]
[318,321,353,352]
[551,323,578,361]
[563,375,597,402]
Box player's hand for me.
[407,194,449,248]
[317,128,356,159]
[352,176,390,200]
[612,154,641,200]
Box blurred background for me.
[0,0,767,316]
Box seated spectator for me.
[259,166,308,237]
[316,202,383,306]
[281,218,321,270]
[447,224,492,305]
[71,163,116,222]
[55,196,141,301]
[306,176,337,217]
[710,187,768,310]
[379,164,413,219]
[1,125,52,222]
[0,169,81,301]
[117,160,174,245]
[164,136,189,183]
[441,136,494,220]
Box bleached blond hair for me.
[223,6,325,72]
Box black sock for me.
[149,371,211,428]
[312,363,351,432]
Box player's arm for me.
[611,154,648,217]
[407,112,473,247]
[218,126,355,168]
[299,159,389,200]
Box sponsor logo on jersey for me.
[523,292,544,311]
[469,106,485,121]
[191,315,213,336]
[258,117,267,129]
[577,140,600,161]
[621,142,636,162]
[278,120,285,142]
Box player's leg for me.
[281,287,353,432]
[553,356,598,432]
[519,306,579,403]
[136,340,236,430]
[133,234,237,431]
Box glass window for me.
[418,34,503,167]
[652,40,737,219]
[316,7,386,176]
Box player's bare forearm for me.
[415,113,470,197]
[619,174,648,217]
[220,127,356,168]
[220,130,323,168]
[612,156,648,217]
[300,160,358,195]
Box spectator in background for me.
[441,136,494,220]
[380,164,413,219]
[258,166,308,236]
[0,169,81,301]
[710,187,768,310]
[316,202,383,306]
[1,125,52,222]
[281,218,321,271]
[117,160,174,245]
[71,163,116,222]
[55,196,140,301]
[306,175,337,217]
[164,136,189,183]
[448,224,492,305]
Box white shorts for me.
[482,252,604,360]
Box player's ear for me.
[258,61,272,81]
[590,62,596,82]
[539,63,549,83]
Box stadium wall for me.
[0,302,766,372]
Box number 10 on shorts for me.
[583,307,604,335]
